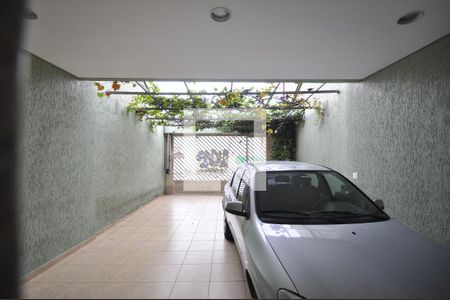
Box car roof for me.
[241,160,331,173]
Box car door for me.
[224,168,243,237]
[233,172,252,261]
[223,169,237,208]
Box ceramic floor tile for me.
[87,283,137,299]
[23,195,228,299]
[147,231,174,241]
[200,215,220,220]
[170,282,209,299]
[22,282,66,299]
[170,232,194,241]
[184,251,213,264]
[193,232,217,241]
[70,265,119,283]
[100,250,134,265]
[176,264,212,282]
[208,281,246,299]
[196,226,217,233]
[140,264,182,282]
[60,252,103,266]
[130,251,186,265]
[120,220,148,227]
[181,221,199,227]
[164,240,192,251]
[214,232,227,240]
[139,240,168,251]
[134,226,156,234]
[210,264,244,282]
[108,265,146,283]
[212,250,241,264]
[108,226,139,234]
[189,241,214,251]
[96,233,130,242]
[151,225,179,233]
[176,225,198,233]
[53,283,106,299]
[198,220,217,227]
[126,233,152,241]
[213,239,236,251]
[56,253,80,266]
[130,282,175,299]
[79,240,121,252]
[31,266,77,283]
[114,239,146,252]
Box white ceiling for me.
[23,0,450,81]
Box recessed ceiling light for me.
[24,8,38,20]
[397,10,424,25]
[211,7,231,22]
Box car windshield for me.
[255,171,389,224]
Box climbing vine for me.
[270,120,297,160]
[94,81,325,134]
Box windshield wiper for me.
[311,210,360,215]
[310,210,387,219]
[261,209,343,223]
[261,209,312,216]
[359,212,389,220]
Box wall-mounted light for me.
[211,7,231,22]
[397,10,424,25]
[24,8,38,20]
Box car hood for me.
[262,220,450,299]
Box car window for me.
[322,173,343,196]
[256,171,389,224]
[237,172,251,212]
[322,172,373,210]
[231,168,244,195]
[229,169,237,187]
[236,169,248,196]
[238,179,249,201]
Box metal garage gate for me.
[168,134,266,193]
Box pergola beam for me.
[286,82,327,117]
[135,81,149,93]
[305,82,326,101]
[135,106,312,112]
[111,90,339,96]
[144,117,298,122]
[184,81,195,102]
[293,82,303,100]
[265,82,281,107]
[143,81,151,93]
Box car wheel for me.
[224,217,234,242]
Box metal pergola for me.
[110,81,338,98]
[108,81,339,126]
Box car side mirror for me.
[225,202,247,217]
[373,199,385,210]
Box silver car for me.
[222,161,450,299]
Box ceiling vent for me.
[397,10,424,25]
[211,7,231,22]
[23,8,38,20]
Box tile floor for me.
[22,195,252,299]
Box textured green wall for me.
[18,54,165,276]
[296,34,450,248]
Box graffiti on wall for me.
[196,149,229,171]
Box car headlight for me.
[277,289,304,299]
